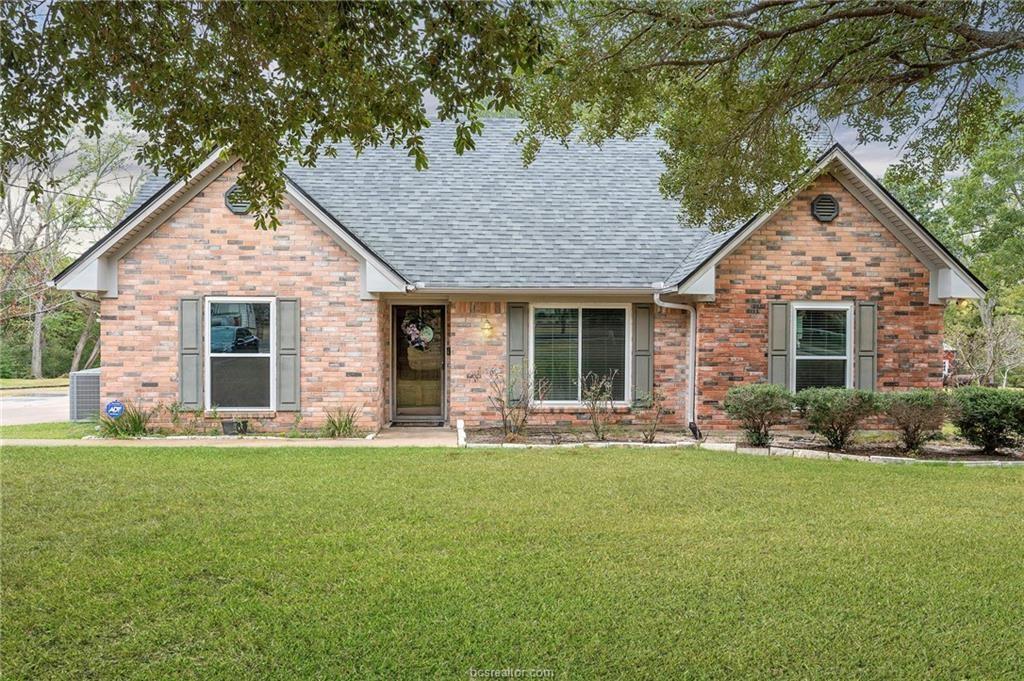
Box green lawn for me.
[0,421,99,439]
[0,377,69,390]
[2,446,1022,679]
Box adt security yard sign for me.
[105,400,125,419]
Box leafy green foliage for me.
[98,401,156,438]
[886,107,1024,311]
[1,1,551,229]
[517,1,1024,229]
[880,390,953,453]
[952,387,1024,453]
[321,406,361,439]
[0,301,99,379]
[794,388,878,451]
[886,110,1024,389]
[723,383,793,447]
[166,401,205,436]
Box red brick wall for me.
[696,174,944,429]
[653,305,691,424]
[101,164,386,432]
[101,166,938,435]
[448,301,507,426]
[448,301,692,429]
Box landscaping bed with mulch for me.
[766,432,1022,461]
[467,425,698,446]
[467,426,1022,461]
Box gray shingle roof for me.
[127,120,720,289]
[663,225,743,288]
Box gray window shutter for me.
[507,302,528,401]
[277,298,301,411]
[179,297,203,409]
[767,301,790,388]
[632,303,654,403]
[855,302,877,391]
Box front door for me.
[393,305,445,423]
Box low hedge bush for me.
[794,388,878,451]
[952,387,1024,453]
[880,389,952,453]
[723,383,793,447]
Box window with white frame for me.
[205,297,275,409]
[531,305,629,402]
[792,304,853,391]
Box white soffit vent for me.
[811,193,839,222]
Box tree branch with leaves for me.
[1,0,551,229]
[516,0,1024,229]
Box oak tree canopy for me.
[3,1,1023,230]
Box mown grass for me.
[2,446,1022,679]
[0,377,69,390]
[0,421,98,439]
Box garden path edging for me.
[464,439,1023,466]
[718,441,1022,467]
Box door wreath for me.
[401,310,436,351]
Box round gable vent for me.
[224,184,251,215]
[811,193,839,222]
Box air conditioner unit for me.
[69,368,101,421]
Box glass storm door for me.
[394,305,445,421]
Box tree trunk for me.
[84,334,101,369]
[70,299,99,373]
[30,294,46,379]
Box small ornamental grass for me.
[952,387,1024,453]
[98,401,156,438]
[723,383,793,447]
[321,406,362,439]
[880,389,952,453]
[794,388,878,451]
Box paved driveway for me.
[1,389,69,425]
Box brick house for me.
[53,121,985,433]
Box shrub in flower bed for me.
[952,387,1024,454]
[880,389,952,453]
[723,383,793,447]
[794,388,878,451]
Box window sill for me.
[536,404,634,414]
[204,410,277,418]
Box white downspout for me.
[653,293,699,431]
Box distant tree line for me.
[1,131,141,379]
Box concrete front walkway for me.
[1,426,459,449]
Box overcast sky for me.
[830,127,901,177]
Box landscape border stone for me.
[461,438,1023,466]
